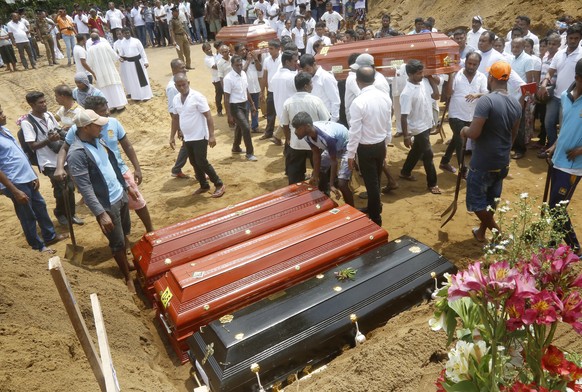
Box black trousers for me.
[171,141,191,174]
[512,113,527,154]
[213,81,223,114]
[41,166,76,218]
[264,91,276,137]
[184,139,222,188]
[357,141,386,226]
[286,147,312,184]
[441,118,470,166]
[231,102,254,155]
[401,129,437,188]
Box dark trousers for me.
[441,118,470,166]
[135,25,147,46]
[171,142,190,174]
[358,141,386,226]
[549,167,581,251]
[535,102,547,145]
[286,147,312,184]
[213,81,224,114]
[264,91,276,137]
[544,96,561,148]
[184,139,223,189]
[16,42,35,69]
[231,102,254,155]
[157,21,171,45]
[512,113,527,154]
[249,92,260,130]
[401,129,437,188]
[2,181,56,250]
[42,166,76,218]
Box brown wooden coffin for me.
[131,183,336,302]
[215,24,277,51]
[154,205,388,361]
[315,33,461,80]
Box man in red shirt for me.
[87,9,105,37]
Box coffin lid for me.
[315,32,461,80]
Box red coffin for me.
[154,204,388,362]
[215,24,277,51]
[315,33,461,80]
[131,183,336,301]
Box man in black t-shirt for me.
[460,61,522,242]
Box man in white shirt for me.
[299,54,341,122]
[538,23,582,150]
[347,66,392,226]
[440,52,488,173]
[305,21,332,55]
[21,91,83,226]
[6,13,35,69]
[73,34,96,82]
[223,55,258,161]
[154,0,171,46]
[223,0,239,26]
[304,10,316,37]
[505,15,539,55]
[467,16,486,50]
[280,72,330,184]
[320,2,344,34]
[130,1,147,47]
[260,40,282,139]
[266,0,280,30]
[170,73,226,196]
[399,60,441,195]
[203,42,223,116]
[166,58,190,178]
[270,50,298,146]
[105,2,125,41]
[236,44,262,133]
[73,6,90,39]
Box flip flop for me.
[40,247,57,254]
[399,173,417,181]
[45,233,69,246]
[211,185,226,198]
[428,186,442,195]
[472,227,486,243]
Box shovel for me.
[62,183,84,264]
[441,139,467,228]
[542,161,553,204]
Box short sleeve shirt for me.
[470,92,521,171]
[171,89,211,141]
[400,80,434,135]
[223,70,249,103]
[320,11,343,33]
[21,112,60,171]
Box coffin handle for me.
[159,312,173,335]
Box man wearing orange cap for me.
[460,61,522,243]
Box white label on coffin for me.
[195,360,211,390]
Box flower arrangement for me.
[430,195,582,391]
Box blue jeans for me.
[62,34,75,62]
[544,96,562,148]
[135,25,147,47]
[249,92,260,130]
[549,167,581,251]
[193,16,207,41]
[466,166,509,212]
[2,181,56,250]
[145,22,156,46]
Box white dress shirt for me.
[223,70,250,103]
[280,91,331,150]
[400,79,434,135]
[263,54,282,91]
[347,85,392,159]
[270,68,297,117]
[204,54,220,83]
[466,27,486,51]
[171,89,211,141]
[311,67,341,122]
[549,46,582,98]
[448,70,489,122]
[305,34,331,55]
[345,71,391,123]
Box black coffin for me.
[187,236,456,392]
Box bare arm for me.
[203,110,216,148]
[119,136,142,184]
[460,117,486,140]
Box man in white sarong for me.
[86,32,127,111]
[117,27,153,101]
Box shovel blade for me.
[440,202,458,228]
[65,244,85,264]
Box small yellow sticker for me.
[160,287,173,308]
[108,129,114,139]
[320,46,330,55]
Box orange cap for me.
[487,61,511,81]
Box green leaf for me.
[444,380,480,392]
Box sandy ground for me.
[2,5,582,390]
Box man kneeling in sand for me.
[67,109,137,291]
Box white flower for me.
[558,200,570,205]
[445,340,489,382]
[429,312,446,332]
[520,192,529,199]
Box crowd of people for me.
[1,3,582,292]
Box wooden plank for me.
[90,293,120,392]
[48,257,106,392]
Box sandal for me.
[46,233,69,246]
[211,185,226,198]
[472,227,486,243]
[428,186,442,195]
[40,247,57,254]
[399,173,417,181]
